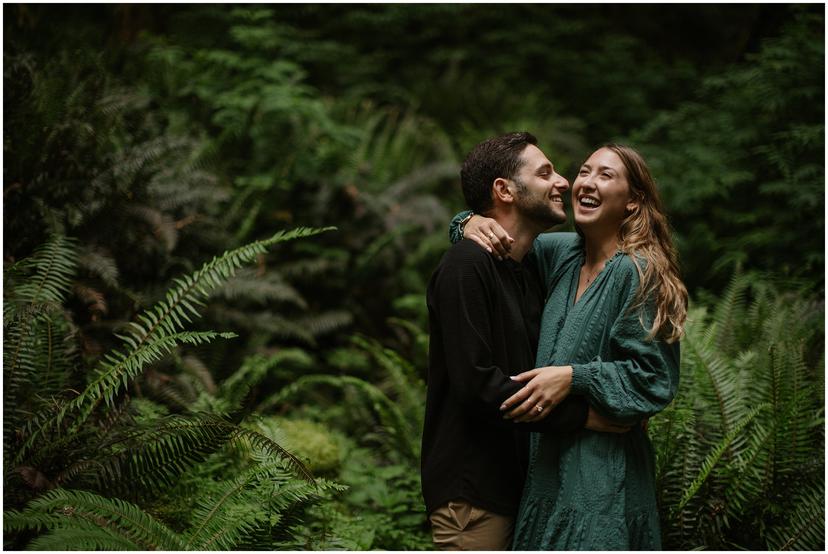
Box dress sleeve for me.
[431,247,587,433]
[569,261,680,424]
[448,210,474,244]
[531,232,579,287]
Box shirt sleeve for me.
[448,210,474,244]
[532,233,571,286]
[432,247,587,433]
[569,261,680,424]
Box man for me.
[421,132,625,550]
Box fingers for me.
[505,393,544,420]
[503,396,534,419]
[472,230,502,258]
[465,216,513,259]
[511,368,540,383]
[488,228,511,258]
[500,386,530,412]
[467,233,493,254]
[513,398,556,423]
[485,224,513,258]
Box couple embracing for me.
[421,132,688,550]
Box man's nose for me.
[554,174,570,191]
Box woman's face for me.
[572,147,634,235]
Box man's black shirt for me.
[421,239,588,516]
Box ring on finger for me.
[535,404,544,413]
[488,232,495,239]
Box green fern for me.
[219,349,314,408]
[212,267,308,309]
[4,488,186,550]
[179,454,340,550]
[351,333,425,440]
[260,374,418,460]
[4,236,79,466]
[766,480,825,550]
[14,227,334,465]
[676,403,767,511]
[5,235,78,309]
[653,274,823,550]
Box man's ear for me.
[492,177,515,204]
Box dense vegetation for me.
[4,4,823,550]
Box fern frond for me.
[93,412,238,494]
[76,247,120,289]
[13,331,235,466]
[150,413,314,483]
[26,518,143,550]
[4,236,78,413]
[182,461,297,550]
[297,310,354,337]
[708,272,750,355]
[211,268,308,309]
[6,488,185,550]
[6,235,78,308]
[682,305,746,447]
[4,250,78,464]
[121,226,332,357]
[210,306,317,344]
[16,227,333,464]
[765,480,825,550]
[219,349,313,407]
[351,334,425,431]
[69,331,235,420]
[278,256,345,279]
[128,204,179,252]
[148,169,231,211]
[677,403,768,511]
[260,374,418,460]
[180,354,217,395]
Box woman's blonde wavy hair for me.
[603,143,688,343]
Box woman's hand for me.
[500,366,573,423]
[464,215,514,259]
[584,407,632,434]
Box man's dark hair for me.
[460,131,538,214]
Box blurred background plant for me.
[4,3,823,550]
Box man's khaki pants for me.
[429,499,515,551]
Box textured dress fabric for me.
[512,232,680,551]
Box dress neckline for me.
[570,250,623,307]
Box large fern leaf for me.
[677,403,767,511]
[3,488,185,550]
[13,227,333,465]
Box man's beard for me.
[514,178,567,228]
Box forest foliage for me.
[3,4,824,550]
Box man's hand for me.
[584,407,632,434]
[464,214,514,259]
[500,366,572,423]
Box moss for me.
[254,416,342,475]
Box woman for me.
[456,144,688,549]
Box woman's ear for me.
[626,201,638,213]
[492,177,514,204]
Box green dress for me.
[513,232,680,550]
